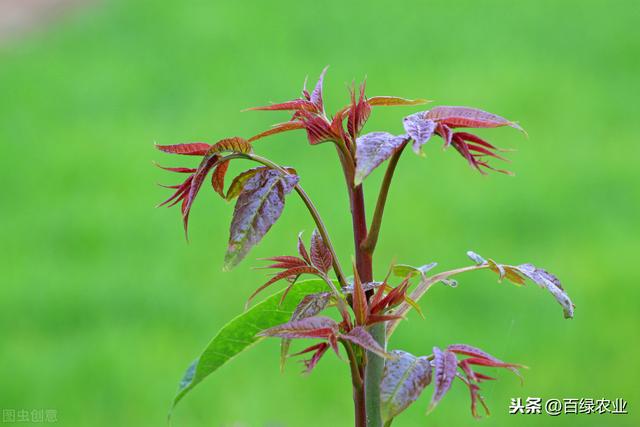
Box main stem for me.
[349,184,384,427]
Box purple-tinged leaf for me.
[258,316,338,339]
[156,142,211,156]
[467,251,487,265]
[516,263,575,319]
[310,229,332,274]
[248,121,306,142]
[403,112,437,155]
[211,160,230,198]
[429,347,458,412]
[354,132,408,185]
[225,166,297,201]
[426,106,524,132]
[224,169,299,270]
[310,66,328,111]
[341,327,391,359]
[380,350,432,423]
[368,96,430,107]
[281,291,332,370]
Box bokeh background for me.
[1,0,639,426]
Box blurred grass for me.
[1,0,639,426]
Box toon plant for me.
[156,68,574,426]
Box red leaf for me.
[347,82,371,139]
[207,137,252,155]
[156,142,211,156]
[429,347,458,412]
[246,265,319,307]
[341,327,390,359]
[247,121,305,143]
[211,160,230,198]
[246,99,318,113]
[182,154,221,236]
[310,229,332,274]
[258,316,338,339]
[297,232,311,264]
[290,342,330,374]
[153,163,197,174]
[352,266,368,326]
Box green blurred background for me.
[1,0,639,426]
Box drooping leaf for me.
[211,159,230,197]
[354,132,408,185]
[448,343,523,381]
[258,316,338,339]
[426,106,524,132]
[429,347,458,412]
[403,112,436,155]
[171,279,326,413]
[341,327,391,359]
[281,292,332,370]
[310,229,332,274]
[515,263,575,319]
[225,167,267,200]
[290,342,330,374]
[368,96,430,107]
[224,169,299,269]
[182,154,222,235]
[156,142,211,156]
[380,350,432,423]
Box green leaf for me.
[170,279,327,415]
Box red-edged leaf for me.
[426,106,524,132]
[341,327,390,359]
[211,159,230,197]
[258,316,338,339]
[429,347,458,412]
[310,229,332,274]
[352,267,368,326]
[156,142,211,156]
[154,163,197,174]
[246,99,318,113]
[281,292,332,370]
[297,232,311,264]
[354,132,407,185]
[347,82,371,139]
[380,350,432,422]
[291,342,330,374]
[403,112,436,155]
[310,66,328,111]
[224,169,299,270]
[368,96,430,107]
[248,121,306,142]
[247,265,319,307]
[182,154,221,236]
